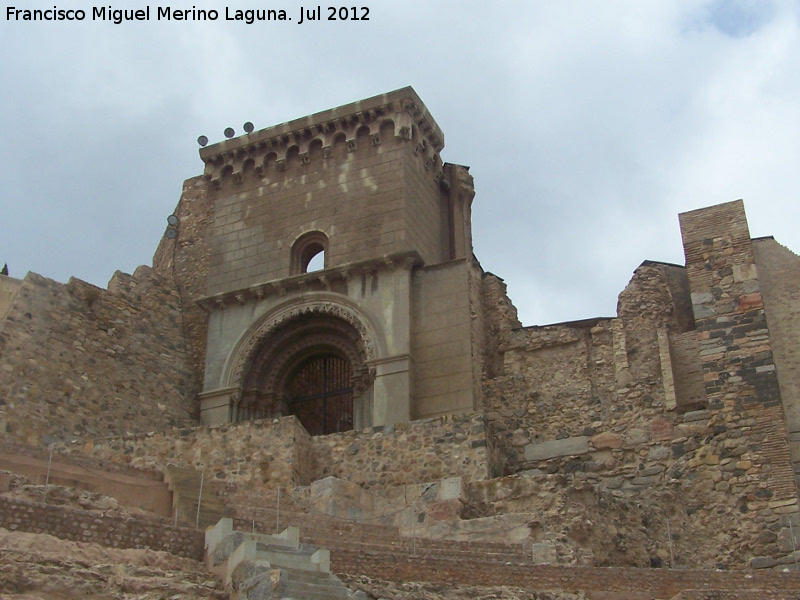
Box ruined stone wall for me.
[468,261,486,416]
[338,554,800,599]
[617,261,690,383]
[464,460,779,570]
[678,200,798,567]
[0,496,203,559]
[480,272,520,379]
[66,416,314,489]
[479,214,800,566]
[0,275,22,323]
[669,330,706,411]
[0,268,196,447]
[152,175,214,393]
[65,412,491,494]
[753,237,800,485]
[311,412,490,489]
[483,318,620,475]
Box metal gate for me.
[286,354,353,435]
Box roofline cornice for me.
[199,87,444,170]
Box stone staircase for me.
[224,489,534,566]
[164,465,225,529]
[205,517,364,600]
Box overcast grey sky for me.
[1,1,798,326]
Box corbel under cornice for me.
[199,87,445,189]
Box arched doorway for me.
[236,313,373,434]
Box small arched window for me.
[290,231,328,275]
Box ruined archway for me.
[231,306,375,433]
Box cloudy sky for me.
[1,0,798,326]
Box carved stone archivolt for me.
[226,299,380,409]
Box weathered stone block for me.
[524,436,589,461]
[591,431,622,450]
[750,555,778,569]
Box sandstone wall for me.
[0,268,196,447]
[402,127,446,264]
[411,260,481,419]
[203,116,447,298]
[0,496,203,559]
[152,175,214,392]
[753,237,800,485]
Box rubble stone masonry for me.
[152,175,215,392]
[65,412,490,493]
[0,496,203,559]
[0,268,196,446]
[680,200,798,566]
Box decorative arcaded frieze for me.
[200,87,445,189]
[197,251,423,311]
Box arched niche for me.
[228,302,379,434]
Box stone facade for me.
[2,89,800,584]
[177,88,482,430]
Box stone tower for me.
[196,87,483,433]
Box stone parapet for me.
[199,87,444,190]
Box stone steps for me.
[224,499,532,564]
[205,518,363,600]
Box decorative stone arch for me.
[224,297,382,432]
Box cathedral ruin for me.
[1,87,800,599]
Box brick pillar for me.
[680,200,799,566]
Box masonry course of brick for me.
[0,496,204,560]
